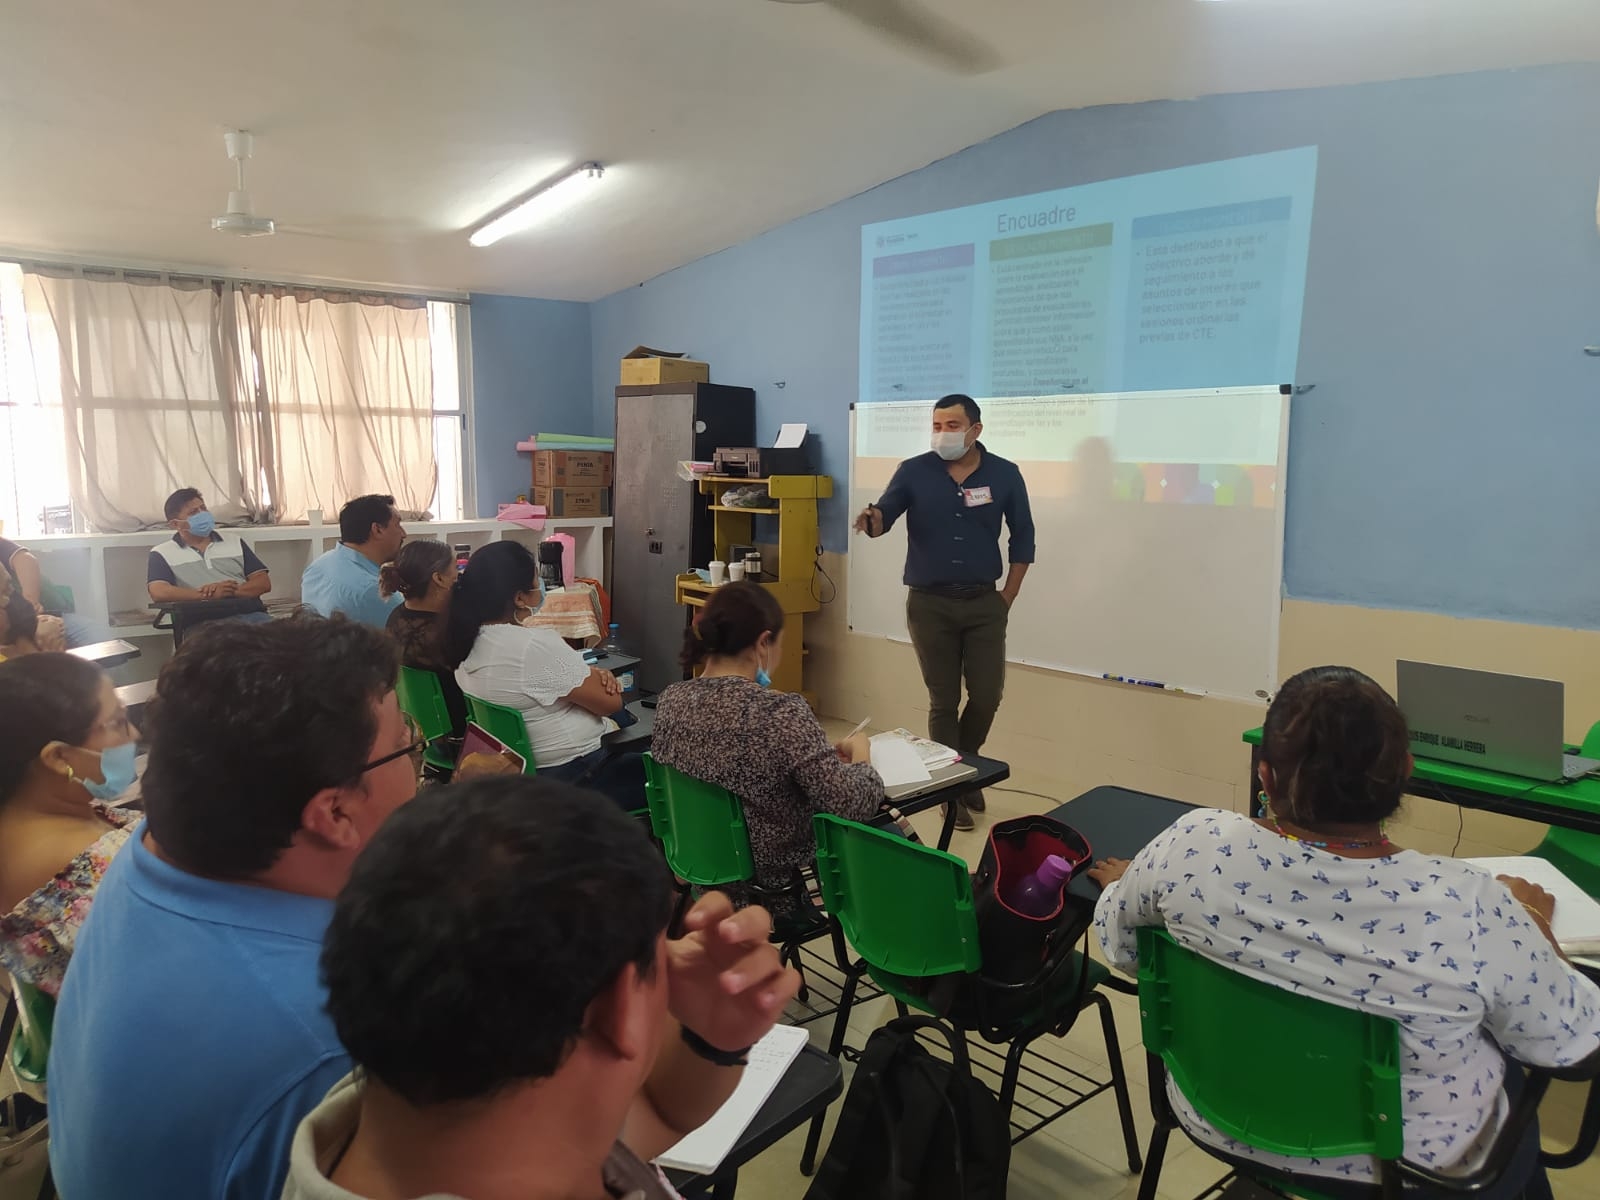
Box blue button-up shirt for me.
[874,445,1035,588]
[50,829,348,1200]
[301,542,401,627]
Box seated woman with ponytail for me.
[381,539,467,741]
[1090,665,1600,1200]
[651,581,886,913]
[446,540,643,808]
[0,653,141,996]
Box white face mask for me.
[931,430,970,461]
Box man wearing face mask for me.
[146,487,273,621]
[854,394,1034,831]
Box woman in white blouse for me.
[445,541,642,808]
[1092,665,1600,1200]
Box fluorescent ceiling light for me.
[468,162,605,248]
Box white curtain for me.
[20,266,258,532]
[237,284,435,523]
[0,264,72,536]
[15,266,438,531]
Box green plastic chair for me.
[1,974,54,1199]
[801,814,1140,1175]
[641,752,843,978]
[641,753,755,887]
[463,694,538,775]
[1134,926,1556,1200]
[394,665,460,775]
[6,975,53,1095]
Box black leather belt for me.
[911,584,994,600]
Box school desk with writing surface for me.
[1243,726,1600,835]
[665,1043,843,1199]
[872,752,1012,851]
[66,638,140,669]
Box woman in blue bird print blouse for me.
[1092,665,1600,1199]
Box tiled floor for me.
[723,750,1600,1200]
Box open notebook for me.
[868,729,962,789]
[1466,857,1600,954]
[654,1024,809,1174]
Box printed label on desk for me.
[963,486,993,507]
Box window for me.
[0,261,469,535]
[0,263,72,536]
[429,301,469,521]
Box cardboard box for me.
[620,345,710,386]
[533,486,611,518]
[533,450,614,488]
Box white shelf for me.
[15,517,612,680]
[16,517,610,551]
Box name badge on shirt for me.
[963,486,993,507]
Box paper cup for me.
[708,560,727,585]
[728,562,746,583]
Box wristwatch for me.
[680,1025,751,1067]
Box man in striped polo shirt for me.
[146,488,273,622]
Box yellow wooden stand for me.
[673,474,833,704]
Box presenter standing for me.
[854,394,1034,830]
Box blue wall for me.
[588,65,1600,629]
[468,293,594,515]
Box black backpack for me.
[802,1016,1011,1200]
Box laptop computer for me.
[1395,661,1600,782]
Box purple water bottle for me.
[1006,854,1074,917]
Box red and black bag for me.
[971,814,1094,984]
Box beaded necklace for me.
[1261,795,1392,852]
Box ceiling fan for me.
[211,130,278,237]
[767,0,1000,74]
[209,130,394,242]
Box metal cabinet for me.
[612,383,754,693]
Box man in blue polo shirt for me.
[49,617,424,1200]
[855,394,1034,830]
[300,494,406,626]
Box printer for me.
[711,445,813,478]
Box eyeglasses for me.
[362,713,426,774]
[96,709,134,739]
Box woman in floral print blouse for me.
[0,652,140,996]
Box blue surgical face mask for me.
[80,741,138,801]
[755,644,772,689]
[185,510,216,537]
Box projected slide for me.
[860,149,1316,401]
[848,388,1290,700]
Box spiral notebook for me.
[654,1024,809,1174]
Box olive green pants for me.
[905,588,1009,756]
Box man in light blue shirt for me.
[300,494,407,626]
[49,617,423,1200]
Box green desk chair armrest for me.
[463,694,538,774]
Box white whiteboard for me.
[847,387,1290,701]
